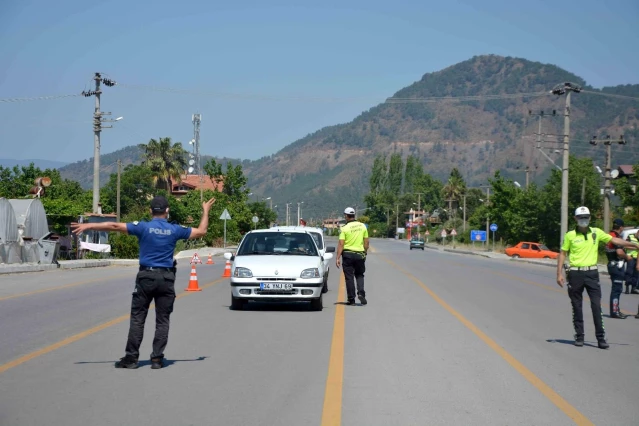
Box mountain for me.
[1,158,69,170]
[59,55,639,220]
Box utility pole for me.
[590,134,626,232]
[552,82,581,244]
[528,109,559,181]
[82,73,118,214]
[525,167,530,189]
[463,193,466,231]
[116,159,121,222]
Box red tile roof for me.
[618,165,634,176]
[172,175,223,194]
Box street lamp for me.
[297,201,304,225]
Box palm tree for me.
[138,137,188,191]
[442,168,467,218]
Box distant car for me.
[224,228,332,311]
[271,225,335,293]
[505,242,558,259]
[409,237,425,250]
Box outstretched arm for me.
[71,222,128,235]
[189,197,216,240]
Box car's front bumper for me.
[231,280,324,301]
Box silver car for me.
[224,229,333,311]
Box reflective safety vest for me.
[627,234,639,259]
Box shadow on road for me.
[226,301,317,312]
[74,356,209,368]
[546,339,630,348]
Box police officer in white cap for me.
[336,207,370,305]
[557,206,639,349]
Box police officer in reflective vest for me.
[556,207,639,348]
[72,195,215,369]
[624,230,639,295]
[336,207,370,305]
[606,218,629,319]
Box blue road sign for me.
[470,230,487,242]
[490,223,498,232]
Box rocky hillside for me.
[59,55,639,220]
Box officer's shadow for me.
[546,339,630,348]
[75,356,209,368]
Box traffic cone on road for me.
[222,260,232,278]
[206,253,214,265]
[185,265,202,292]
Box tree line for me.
[0,137,276,258]
[362,153,632,249]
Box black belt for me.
[139,266,173,272]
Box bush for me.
[109,232,140,259]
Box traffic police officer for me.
[336,207,370,305]
[71,195,215,369]
[556,206,639,348]
[624,230,639,295]
[606,218,629,319]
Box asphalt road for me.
[0,239,638,426]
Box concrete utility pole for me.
[82,73,119,214]
[552,82,581,244]
[463,193,467,231]
[116,159,121,222]
[590,135,626,232]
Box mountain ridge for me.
[58,54,639,220]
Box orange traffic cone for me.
[222,259,231,278]
[185,265,202,292]
[206,254,214,265]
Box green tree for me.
[388,153,403,195]
[139,137,188,191]
[204,159,249,203]
[101,165,156,217]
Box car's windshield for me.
[540,245,550,251]
[309,232,323,249]
[237,232,319,256]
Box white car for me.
[271,225,335,293]
[224,228,333,311]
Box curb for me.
[443,248,493,258]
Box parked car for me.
[271,225,335,293]
[409,237,425,250]
[224,228,333,311]
[505,242,558,259]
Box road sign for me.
[190,253,202,264]
[441,229,447,238]
[252,216,259,223]
[425,230,430,236]
[490,223,498,232]
[220,209,232,248]
[450,229,457,236]
[470,230,486,242]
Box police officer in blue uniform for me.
[72,195,215,369]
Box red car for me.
[505,242,558,259]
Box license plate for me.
[260,282,293,290]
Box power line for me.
[0,94,83,103]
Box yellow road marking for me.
[0,272,135,302]
[320,273,345,426]
[384,257,595,426]
[0,277,226,375]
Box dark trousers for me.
[125,270,176,360]
[567,270,605,340]
[608,262,625,315]
[625,258,637,291]
[342,251,366,301]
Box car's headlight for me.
[300,268,320,278]
[234,267,253,278]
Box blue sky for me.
[1,0,637,164]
